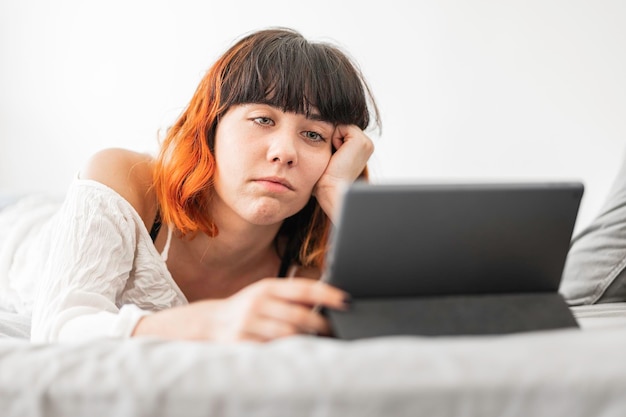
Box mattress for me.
[1,304,626,417]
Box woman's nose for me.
[267,131,297,166]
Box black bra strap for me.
[149,210,162,243]
[277,253,292,278]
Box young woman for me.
[0,27,380,343]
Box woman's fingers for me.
[233,278,348,341]
[259,297,328,333]
[263,278,350,311]
[240,317,299,342]
[241,307,332,341]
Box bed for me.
[2,304,626,417]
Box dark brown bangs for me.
[218,29,377,130]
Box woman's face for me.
[211,103,334,227]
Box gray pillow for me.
[560,152,626,305]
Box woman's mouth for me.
[254,177,294,192]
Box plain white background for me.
[1,0,625,232]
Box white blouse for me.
[0,179,188,342]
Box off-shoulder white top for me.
[0,179,188,342]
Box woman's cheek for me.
[314,153,332,180]
[301,146,332,184]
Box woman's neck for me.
[183,218,282,270]
[163,220,284,301]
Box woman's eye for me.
[304,131,325,142]
[253,117,274,126]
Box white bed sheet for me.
[2,305,626,417]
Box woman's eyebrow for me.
[306,112,332,124]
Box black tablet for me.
[324,181,584,339]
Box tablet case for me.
[325,182,584,340]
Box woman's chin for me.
[241,200,295,226]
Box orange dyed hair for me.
[153,28,380,268]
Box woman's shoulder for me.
[79,148,157,225]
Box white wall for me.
[1,0,625,233]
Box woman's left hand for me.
[314,125,374,222]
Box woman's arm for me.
[30,180,151,342]
[30,150,160,342]
[132,277,349,342]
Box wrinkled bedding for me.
[1,305,626,417]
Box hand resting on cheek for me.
[314,125,375,223]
